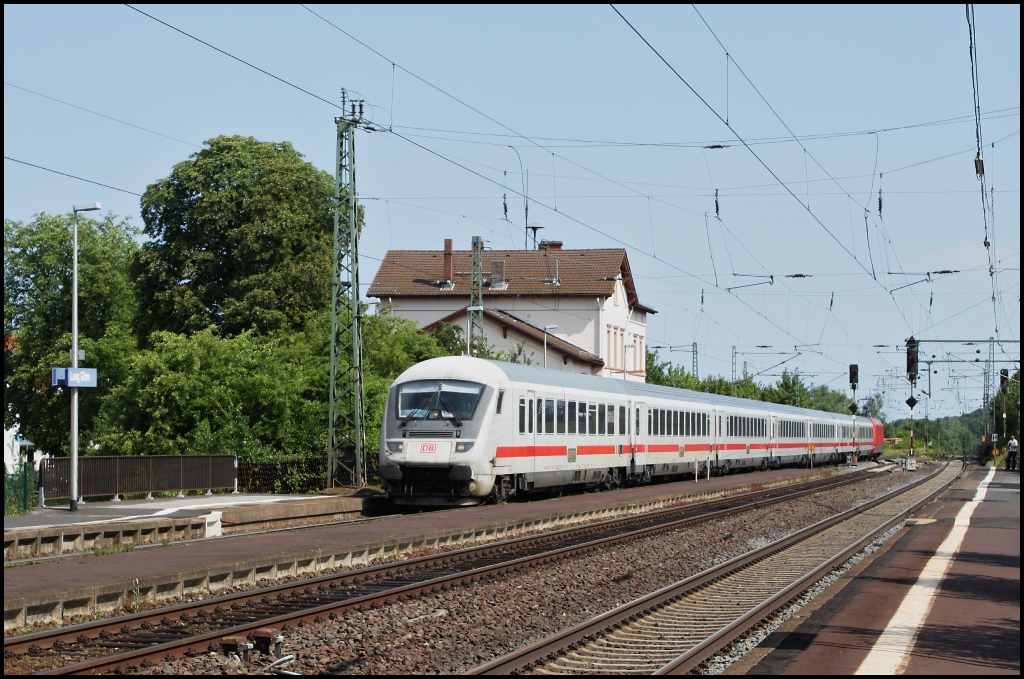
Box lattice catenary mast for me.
[328,92,367,489]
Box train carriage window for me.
[636,408,640,436]
[683,412,688,437]
[648,409,652,436]
[496,389,505,414]
[607,405,615,436]
[589,403,598,435]
[673,410,679,436]
[598,403,606,435]
[556,400,566,434]
[544,399,555,434]
[578,402,588,435]
[528,398,534,434]
[519,397,526,434]
[568,401,577,434]
[619,406,627,436]
[660,409,667,436]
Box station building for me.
[367,238,656,381]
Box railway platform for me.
[4,464,854,631]
[735,464,1019,675]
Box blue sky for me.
[4,5,1020,421]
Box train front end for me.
[379,357,504,506]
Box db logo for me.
[420,443,437,453]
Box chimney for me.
[443,238,453,282]
[538,240,563,251]
[490,260,507,290]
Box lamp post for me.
[70,202,101,511]
[623,343,635,380]
[466,306,483,356]
[543,325,558,369]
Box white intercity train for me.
[378,356,884,506]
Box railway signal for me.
[849,364,859,389]
[906,337,919,384]
[1000,368,1009,393]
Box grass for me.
[92,543,135,557]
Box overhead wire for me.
[20,5,1009,394]
[679,5,922,327]
[297,3,865,356]
[4,156,143,196]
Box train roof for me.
[395,356,871,423]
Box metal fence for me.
[39,455,237,502]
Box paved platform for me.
[4,493,375,561]
[4,493,338,529]
[738,465,1019,675]
[3,464,856,631]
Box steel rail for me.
[657,459,963,675]
[467,461,958,675]
[7,468,862,657]
[12,470,874,674]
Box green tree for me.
[133,135,339,341]
[860,391,886,422]
[426,321,464,356]
[762,369,809,407]
[4,212,139,456]
[646,349,700,390]
[807,384,850,414]
[96,329,326,460]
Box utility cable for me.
[4,156,143,196]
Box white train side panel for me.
[379,357,882,506]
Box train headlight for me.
[454,442,475,453]
[386,441,404,453]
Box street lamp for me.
[543,325,558,369]
[466,306,484,356]
[623,343,635,380]
[70,202,101,511]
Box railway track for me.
[6,468,874,674]
[469,460,961,675]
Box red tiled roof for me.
[368,247,655,313]
[422,308,605,367]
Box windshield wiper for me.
[439,396,464,427]
[399,388,439,428]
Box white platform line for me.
[854,466,996,675]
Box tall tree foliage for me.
[134,136,336,340]
[96,329,326,459]
[4,213,139,455]
[645,349,858,415]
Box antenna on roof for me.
[527,222,543,249]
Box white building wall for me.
[381,286,647,381]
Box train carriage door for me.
[631,401,647,476]
[769,414,777,468]
[525,390,537,482]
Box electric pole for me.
[328,92,375,489]
[469,236,485,354]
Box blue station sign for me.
[51,367,98,388]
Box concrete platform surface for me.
[4,493,335,529]
[741,465,1019,675]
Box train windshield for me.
[396,380,484,424]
